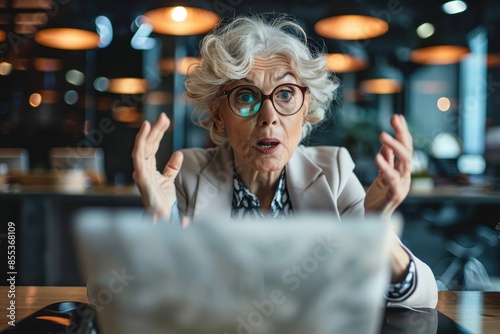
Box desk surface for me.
[1,287,499,333]
[0,184,141,197]
[1,184,499,200]
[407,185,500,203]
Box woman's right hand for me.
[132,113,184,222]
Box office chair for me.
[423,202,498,291]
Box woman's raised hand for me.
[364,114,413,220]
[132,113,184,221]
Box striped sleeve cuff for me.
[386,258,416,301]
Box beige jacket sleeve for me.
[298,146,438,309]
[387,237,439,309]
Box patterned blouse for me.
[230,166,416,301]
[231,167,293,220]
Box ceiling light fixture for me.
[35,27,100,50]
[34,1,101,50]
[324,40,368,73]
[359,57,403,94]
[159,56,203,75]
[442,1,468,15]
[416,23,435,39]
[327,53,368,73]
[410,31,470,65]
[0,62,12,76]
[33,57,63,72]
[143,1,219,35]
[314,0,388,40]
[411,45,470,65]
[107,78,148,95]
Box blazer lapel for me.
[286,146,339,214]
[192,143,234,220]
[192,144,338,219]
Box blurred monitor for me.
[49,147,106,186]
[0,148,29,173]
[428,157,460,179]
[428,132,462,180]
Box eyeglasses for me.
[221,83,309,118]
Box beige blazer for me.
[176,142,365,219]
[175,142,438,308]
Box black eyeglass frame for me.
[220,83,309,118]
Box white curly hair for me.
[184,13,339,145]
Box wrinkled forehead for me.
[224,54,298,89]
[252,54,293,72]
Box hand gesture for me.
[132,113,184,222]
[364,114,413,220]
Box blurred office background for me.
[0,0,499,289]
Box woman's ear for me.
[302,94,310,119]
[210,105,225,131]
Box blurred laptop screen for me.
[74,209,394,334]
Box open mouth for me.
[257,140,280,149]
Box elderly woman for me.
[132,14,437,308]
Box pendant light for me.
[359,56,403,94]
[314,0,388,40]
[34,0,100,50]
[410,17,470,65]
[143,1,219,36]
[410,32,470,65]
[325,40,368,73]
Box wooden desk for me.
[0,286,88,329]
[1,287,499,333]
[436,291,500,333]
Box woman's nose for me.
[256,99,279,126]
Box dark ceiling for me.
[1,0,500,65]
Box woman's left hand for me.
[365,114,413,220]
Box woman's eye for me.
[238,93,256,103]
[277,91,292,100]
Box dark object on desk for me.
[381,307,472,333]
[0,302,98,334]
[428,157,469,185]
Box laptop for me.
[73,209,396,334]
